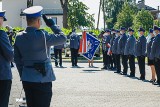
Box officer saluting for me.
[14,6,66,107]
[124,28,136,77]
[70,29,80,67]
[0,10,14,107]
[150,26,160,85]
[136,27,147,80]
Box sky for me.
[0,0,160,28]
[79,0,160,29]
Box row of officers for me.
[101,26,160,85]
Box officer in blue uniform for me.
[135,27,147,80]
[14,6,66,107]
[124,28,136,77]
[54,44,64,67]
[70,29,80,67]
[117,27,128,75]
[0,11,14,107]
[150,26,160,85]
[110,29,117,70]
[102,29,111,70]
[113,30,121,73]
[147,29,156,83]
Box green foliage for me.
[43,27,53,34]
[13,27,25,32]
[68,0,95,29]
[104,0,136,28]
[89,29,101,36]
[154,20,160,26]
[133,9,154,33]
[114,2,137,29]
[61,28,72,35]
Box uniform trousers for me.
[103,50,110,68]
[128,55,135,76]
[122,55,128,73]
[54,49,62,66]
[154,58,160,84]
[0,80,12,107]
[112,53,117,68]
[70,48,79,66]
[137,56,146,78]
[116,54,121,72]
[22,81,52,107]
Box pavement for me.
[9,63,160,107]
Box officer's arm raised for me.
[43,15,66,46]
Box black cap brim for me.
[3,17,7,21]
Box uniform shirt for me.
[117,33,128,55]
[70,33,80,49]
[150,34,160,60]
[124,35,136,56]
[54,44,64,49]
[14,26,66,83]
[102,35,111,52]
[147,37,155,58]
[0,30,14,80]
[112,36,120,54]
[110,34,116,51]
[135,35,147,57]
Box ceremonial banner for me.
[79,31,100,61]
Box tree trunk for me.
[63,5,68,28]
[60,0,68,28]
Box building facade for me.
[2,0,63,28]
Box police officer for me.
[136,27,147,80]
[113,30,121,73]
[70,29,80,67]
[110,29,117,70]
[54,44,64,68]
[117,27,128,75]
[0,11,14,107]
[14,6,66,107]
[150,26,160,85]
[124,28,136,77]
[6,25,16,68]
[147,29,156,83]
[102,29,111,70]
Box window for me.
[27,0,33,8]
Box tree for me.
[60,0,69,28]
[103,0,136,28]
[67,0,95,29]
[133,9,154,32]
[114,2,137,29]
[60,0,95,29]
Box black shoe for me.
[128,74,135,77]
[101,66,107,69]
[114,71,120,74]
[120,72,127,75]
[139,76,145,80]
[149,79,156,83]
[55,65,59,67]
[60,65,64,68]
[153,82,159,85]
